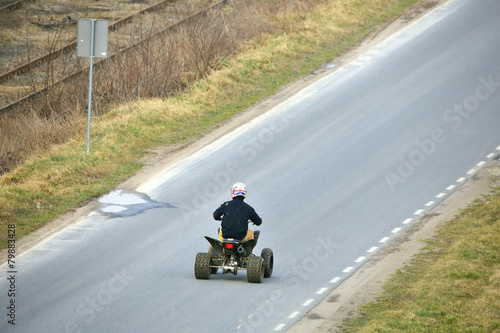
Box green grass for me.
[0,0,422,248]
[343,189,500,332]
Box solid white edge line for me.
[343,266,354,273]
[367,246,378,253]
[316,287,328,294]
[274,323,286,331]
[288,311,300,319]
[302,299,314,306]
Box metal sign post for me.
[77,19,108,155]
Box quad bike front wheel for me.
[247,256,264,283]
[261,248,274,278]
[194,252,211,280]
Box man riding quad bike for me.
[194,182,274,283]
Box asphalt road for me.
[1,0,500,332]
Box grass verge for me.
[0,0,422,249]
[344,187,500,332]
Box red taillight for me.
[226,243,234,249]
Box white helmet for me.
[231,182,247,198]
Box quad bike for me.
[194,230,274,283]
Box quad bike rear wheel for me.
[208,246,218,274]
[247,256,264,283]
[261,248,274,278]
[194,252,211,279]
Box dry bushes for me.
[0,0,320,174]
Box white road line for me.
[343,266,354,273]
[436,193,446,198]
[379,237,390,243]
[457,177,466,183]
[355,256,366,263]
[367,246,378,253]
[447,185,456,191]
[425,201,435,207]
[288,311,300,319]
[466,168,476,175]
[391,227,401,234]
[496,145,500,150]
[414,209,425,215]
[477,161,486,167]
[274,323,286,331]
[302,299,314,306]
[402,218,412,224]
[330,277,341,283]
[487,153,495,159]
[316,287,328,295]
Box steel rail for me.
[0,0,228,114]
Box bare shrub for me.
[179,8,237,79]
[1,0,315,174]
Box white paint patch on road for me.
[329,277,341,284]
[316,287,328,295]
[302,299,314,306]
[343,266,354,273]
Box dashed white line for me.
[316,287,328,295]
[402,218,412,224]
[302,299,314,306]
[355,256,366,263]
[343,266,354,273]
[447,185,456,191]
[496,145,500,150]
[330,277,341,283]
[379,237,390,243]
[487,153,495,159]
[425,201,435,207]
[436,193,446,198]
[274,323,286,331]
[288,311,300,319]
[477,161,486,167]
[457,177,466,183]
[391,227,402,234]
[467,168,476,175]
[367,246,378,253]
[414,209,425,215]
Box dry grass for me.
[344,190,500,332]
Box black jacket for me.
[213,196,262,240]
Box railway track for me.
[0,0,174,84]
[0,0,36,12]
[0,0,225,113]
[0,0,228,114]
